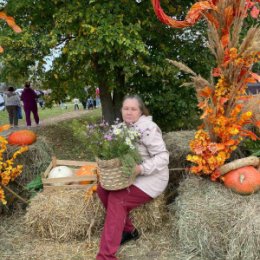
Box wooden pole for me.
[0,184,28,204]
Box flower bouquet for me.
[86,121,142,190]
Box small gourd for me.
[75,165,97,185]
[220,166,260,195]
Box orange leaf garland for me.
[11,25,22,33]
[204,13,220,28]
[0,12,22,33]
[0,11,7,19]
[151,0,217,28]
[0,11,22,53]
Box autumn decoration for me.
[0,14,26,204]
[0,11,22,53]
[8,130,37,146]
[220,165,260,194]
[0,127,28,204]
[152,0,260,181]
[75,165,98,185]
[0,124,11,132]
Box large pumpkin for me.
[75,165,97,185]
[48,166,74,186]
[8,130,37,145]
[220,166,260,195]
[49,166,74,179]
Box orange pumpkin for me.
[8,130,37,145]
[220,166,260,195]
[75,165,97,185]
[0,124,11,132]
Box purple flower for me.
[104,134,113,141]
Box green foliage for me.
[242,139,260,157]
[0,0,215,127]
[25,175,43,191]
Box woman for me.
[21,82,40,127]
[4,87,21,128]
[96,95,169,260]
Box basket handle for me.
[218,156,259,176]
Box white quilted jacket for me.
[133,115,169,198]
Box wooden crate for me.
[42,157,98,190]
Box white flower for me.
[113,128,122,135]
[125,137,132,147]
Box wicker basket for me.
[96,157,136,190]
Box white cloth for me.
[73,98,79,105]
[133,115,169,198]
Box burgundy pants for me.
[24,104,39,126]
[96,185,152,260]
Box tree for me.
[0,0,213,128]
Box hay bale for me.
[8,137,52,185]
[24,189,168,241]
[170,175,260,260]
[163,131,195,203]
[24,189,105,242]
[163,130,195,169]
[130,194,169,233]
[162,131,247,203]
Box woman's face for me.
[122,98,142,124]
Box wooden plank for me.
[56,160,97,167]
[43,161,53,178]
[43,184,95,190]
[52,156,57,167]
[42,175,97,184]
[41,158,99,190]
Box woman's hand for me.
[135,165,142,175]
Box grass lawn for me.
[34,110,101,160]
[0,102,86,125]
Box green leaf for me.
[25,175,43,191]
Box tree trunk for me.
[113,67,126,120]
[99,84,115,124]
[92,56,126,124]
[92,55,115,124]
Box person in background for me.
[4,87,21,128]
[87,96,94,110]
[80,96,87,110]
[73,97,80,110]
[37,91,45,109]
[96,87,101,107]
[96,95,169,260]
[21,82,40,127]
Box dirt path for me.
[0,109,93,137]
[36,109,92,126]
